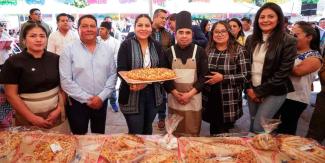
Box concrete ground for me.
[104,97,314,136]
[104,80,324,144]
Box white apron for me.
[17,87,70,134]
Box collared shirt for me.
[59,39,117,103]
[97,36,120,65]
[153,31,161,42]
[47,30,79,55]
[244,27,253,38]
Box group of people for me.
[0,2,324,144]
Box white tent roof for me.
[0,0,148,15]
[0,0,312,15]
[80,1,149,14]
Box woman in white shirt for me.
[117,14,166,135]
[245,2,297,133]
[274,21,322,135]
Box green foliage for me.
[0,0,17,5]
[301,0,319,3]
[72,0,88,8]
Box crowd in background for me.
[0,2,325,144]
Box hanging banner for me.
[239,0,290,6]
[0,0,17,5]
[25,0,45,5]
[266,0,289,3]
[119,0,136,4]
[87,0,107,4]
[69,0,88,8]
[57,0,74,4]
[301,0,319,3]
[233,0,254,3]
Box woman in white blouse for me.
[274,21,322,135]
[244,2,297,133]
[117,14,166,135]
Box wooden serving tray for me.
[118,71,179,84]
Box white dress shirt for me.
[244,27,253,38]
[59,39,117,103]
[97,36,120,65]
[47,30,79,55]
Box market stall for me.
[0,129,324,162]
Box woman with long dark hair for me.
[200,19,211,41]
[117,14,166,135]
[245,2,297,133]
[202,21,250,135]
[0,23,68,133]
[275,21,322,135]
[228,18,246,45]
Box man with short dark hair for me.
[19,8,51,49]
[103,16,114,37]
[59,15,117,134]
[241,17,253,37]
[67,14,76,30]
[98,21,121,112]
[152,9,174,130]
[103,16,122,41]
[47,13,79,55]
[320,18,325,29]
[152,9,174,50]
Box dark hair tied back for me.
[22,22,48,39]
[295,21,321,53]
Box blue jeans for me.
[248,94,286,133]
[158,92,167,120]
[109,90,117,105]
[123,85,158,135]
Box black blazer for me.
[117,37,167,105]
[245,33,297,98]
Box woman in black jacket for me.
[245,2,297,133]
[117,14,166,135]
[200,19,211,41]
